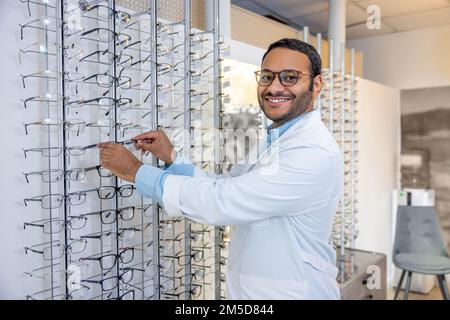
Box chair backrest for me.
[393,205,448,258]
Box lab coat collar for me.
[265,108,321,146]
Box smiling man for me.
[98,38,344,299]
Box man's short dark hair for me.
[262,38,322,78]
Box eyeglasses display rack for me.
[19,0,228,300]
[314,31,359,281]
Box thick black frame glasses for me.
[81,269,134,292]
[79,247,134,271]
[75,204,151,225]
[254,69,313,86]
[79,184,135,200]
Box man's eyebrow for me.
[260,68,303,72]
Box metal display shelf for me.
[20,0,227,300]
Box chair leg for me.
[403,271,413,300]
[437,275,450,300]
[394,270,406,300]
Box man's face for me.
[257,48,321,127]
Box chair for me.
[393,205,450,300]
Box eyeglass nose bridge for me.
[255,70,287,87]
[269,71,287,87]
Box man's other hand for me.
[132,130,176,165]
[97,142,142,182]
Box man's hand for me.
[132,130,176,165]
[97,142,142,183]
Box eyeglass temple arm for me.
[82,74,97,83]
[78,257,100,263]
[79,49,104,62]
[22,172,33,183]
[24,246,43,254]
[23,197,41,206]
[23,221,44,229]
[21,96,38,109]
[80,279,101,284]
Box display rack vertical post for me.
[339,43,346,259]
[183,0,192,300]
[212,0,223,300]
[150,0,161,300]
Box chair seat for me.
[395,253,450,274]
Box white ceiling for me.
[231,0,450,39]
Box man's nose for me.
[267,74,285,93]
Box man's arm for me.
[134,131,250,179]
[162,147,341,226]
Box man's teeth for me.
[267,97,290,103]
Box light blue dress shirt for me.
[135,114,304,203]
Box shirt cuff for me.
[135,164,168,204]
[163,153,195,177]
[162,174,190,217]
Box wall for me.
[348,25,450,90]
[401,87,450,249]
[355,78,401,287]
[230,4,364,77]
[117,0,207,30]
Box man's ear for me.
[312,75,323,99]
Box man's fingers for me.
[134,139,152,150]
[100,149,112,156]
[132,131,159,142]
[97,142,116,149]
[138,142,158,153]
[100,155,109,163]
[101,162,111,171]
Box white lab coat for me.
[162,109,343,299]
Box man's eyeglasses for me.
[254,69,314,86]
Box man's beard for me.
[258,89,313,127]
